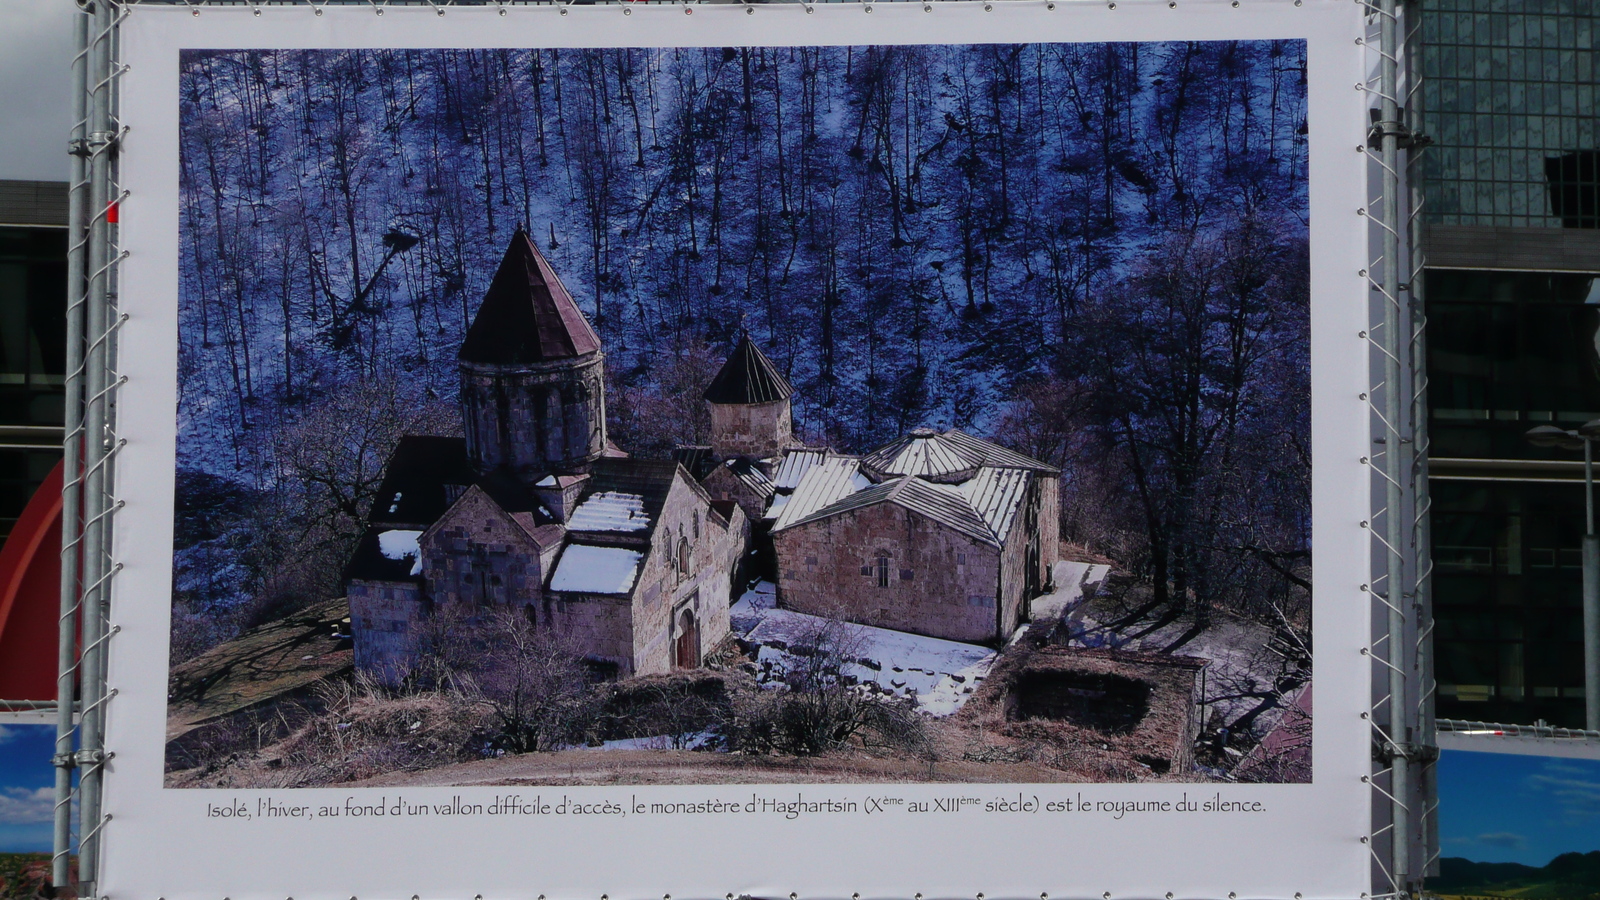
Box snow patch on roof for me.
[772,449,827,491]
[549,544,644,594]
[771,456,866,530]
[376,529,423,576]
[567,490,650,532]
[763,493,791,520]
[535,475,558,487]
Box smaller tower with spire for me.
[704,334,795,460]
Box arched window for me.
[678,537,691,574]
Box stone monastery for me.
[345,228,1060,683]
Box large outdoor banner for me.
[107,2,1369,897]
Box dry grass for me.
[167,675,495,788]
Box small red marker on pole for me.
[106,201,119,224]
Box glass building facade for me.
[1423,0,1598,228]
[1422,0,1600,728]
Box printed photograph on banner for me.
[167,43,1311,788]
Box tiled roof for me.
[942,429,1059,474]
[365,436,477,528]
[344,527,425,583]
[459,227,602,365]
[770,455,866,531]
[570,457,683,540]
[703,334,793,404]
[787,475,1002,546]
[724,456,776,499]
[772,448,828,491]
[672,446,718,481]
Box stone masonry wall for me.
[997,511,1029,637]
[532,591,636,675]
[701,464,769,521]
[629,472,745,674]
[1038,474,1061,585]
[774,503,1002,643]
[420,486,547,610]
[349,579,427,685]
[710,399,792,460]
[461,353,607,479]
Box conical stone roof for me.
[460,227,602,365]
[703,334,794,404]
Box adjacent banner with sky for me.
[104,2,1370,897]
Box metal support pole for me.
[73,0,118,892]
[1585,440,1599,731]
[1404,3,1440,872]
[52,1,92,889]
[1378,0,1412,891]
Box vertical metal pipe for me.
[1404,5,1439,873]
[1585,440,1599,730]
[75,0,114,890]
[1586,439,1593,536]
[1380,0,1412,891]
[52,2,92,890]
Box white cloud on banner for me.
[0,786,53,825]
[1472,832,1528,850]
[1528,760,1600,820]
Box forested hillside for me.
[174,41,1311,649]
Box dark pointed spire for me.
[460,227,601,365]
[703,334,794,404]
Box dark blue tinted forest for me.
[174,43,1310,646]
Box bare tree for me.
[433,607,603,753]
[731,616,927,758]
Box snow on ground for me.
[549,544,644,594]
[730,582,996,717]
[377,529,423,576]
[1058,564,1286,738]
[1030,560,1111,623]
[566,491,650,532]
[729,580,779,634]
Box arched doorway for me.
[673,606,700,670]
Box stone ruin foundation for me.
[963,644,1207,777]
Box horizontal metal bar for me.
[0,699,67,711]
[1438,718,1600,740]
[0,424,67,439]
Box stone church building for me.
[345,226,1060,683]
[345,229,748,683]
[673,339,1061,645]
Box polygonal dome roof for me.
[859,428,984,484]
